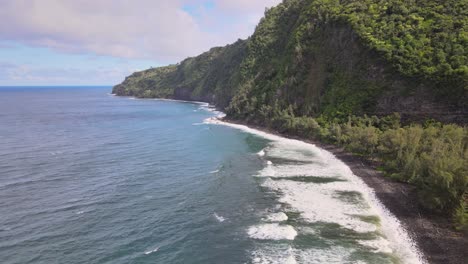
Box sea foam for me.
[213,213,226,222]
[263,212,288,222]
[144,247,159,255]
[205,117,426,264]
[248,224,297,240]
[252,245,297,264]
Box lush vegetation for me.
[113,40,247,108]
[113,0,468,228]
[229,0,467,119]
[308,0,467,85]
[233,104,468,230]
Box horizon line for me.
[0,85,113,87]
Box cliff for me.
[113,40,247,108]
[113,0,467,123]
[113,0,468,256]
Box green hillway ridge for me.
[113,0,468,230]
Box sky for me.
[0,0,281,86]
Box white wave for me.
[263,212,288,222]
[144,247,159,255]
[204,117,218,124]
[213,213,226,222]
[248,224,297,240]
[206,119,426,264]
[211,111,226,119]
[265,141,322,163]
[262,178,376,233]
[294,246,353,264]
[258,163,276,178]
[257,149,266,157]
[254,244,373,264]
[358,237,393,254]
[258,163,343,180]
[192,122,205,126]
[196,103,226,119]
[252,254,297,264]
[210,169,220,174]
[252,246,297,264]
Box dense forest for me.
[113,0,467,229]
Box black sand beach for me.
[226,118,468,264]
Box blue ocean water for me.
[0,87,423,264]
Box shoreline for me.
[114,95,467,263]
[221,117,468,264]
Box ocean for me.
[0,87,423,264]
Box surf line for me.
[204,117,426,264]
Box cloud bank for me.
[0,0,281,63]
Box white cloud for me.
[0,0,281,63]
[0,0,208,62]
[214,0,281,11]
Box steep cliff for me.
[113,39,247,108]
[113,0,468,231]
[113,0,467,123]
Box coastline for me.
[221,117,468,264]
[114,95,467,263]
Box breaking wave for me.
[205,118,425,264]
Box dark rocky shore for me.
[225,118,468,264]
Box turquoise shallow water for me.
[0,87,422,264]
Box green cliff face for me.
[113,0,468,229]
[113,0,467,123]
[113,40,247,108]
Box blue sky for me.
[0,42,158,85]
[0,0,280,86]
